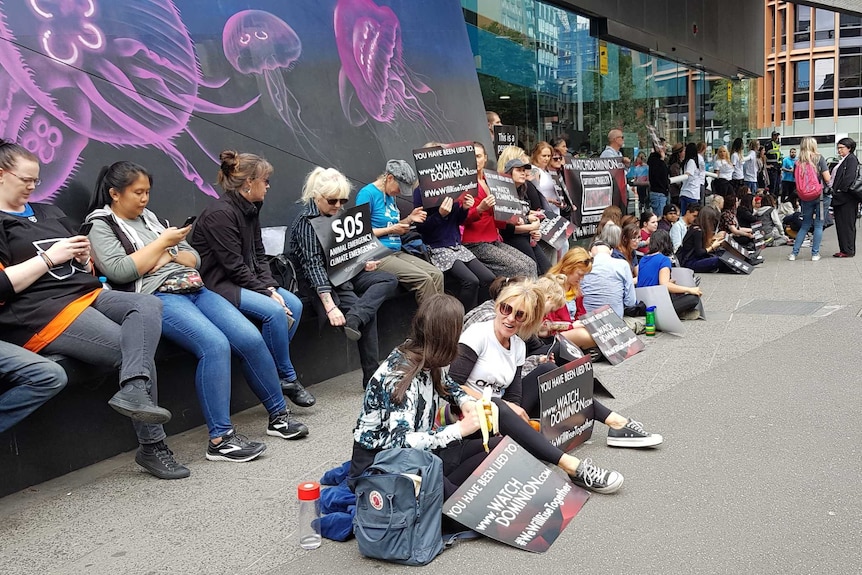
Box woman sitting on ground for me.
[87,161,308,464]
[449,280,626,493]
[614,222,640,278]
[719,190,755,245]
[288,167,399,388]
[190,151,310,405]
[0,140,184,480]
[636,210,658,255]
[636,230,702,320]
[676,205,728,273]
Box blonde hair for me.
[535,274,566,310]
[300,166,352,203]
[217,150,273,193]
[716,146,729,161]
[798,136,820,166]
[495,281,545,338]
[497,145,526,173]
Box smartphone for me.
[78,222,93,236]
[181,216,197,227]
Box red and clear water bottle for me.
[297,481,321,550]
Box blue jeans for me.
[156,289,286,439]
[0,341,67,433]
[745,181,758,195]
[649,192,668,216]
[238,287,302,381]
[679,196,699,216]
[792,198,823,256]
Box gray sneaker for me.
[570,458,624,494]
[136,441,190,480]
[108,382,171,424]
[607,419,664,448]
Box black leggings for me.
[671,293,700,316]
[445,259,496,311]
[505,234,551,275]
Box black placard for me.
[493,125,519,160]
[537,356,595,453]
[484,170,524,225]
[413,142,478,209]
[718,250,753,274]
[562,157,628,238]
[579,305,645,365]
[443,437,589,553]
[309,204,392,286]
[539,215,576,251]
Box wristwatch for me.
[167,246,179,261]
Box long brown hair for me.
[619,223,639,263]
[392,294,464,403]
[696,205,721,248]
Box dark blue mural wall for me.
[0,0,488,226]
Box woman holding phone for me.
[86,161,309,463]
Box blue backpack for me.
[353,448,444,566]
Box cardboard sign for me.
[309,204,392,286]
[579,305,645,365]
[562,157,627,238]
[539,215,576,251]
[718,250,753,274]
[443,437,589,553]
[550,333,584,364]
[484,170,524,224]
[493,125,518,160]
[550,171,575,219]
[670,267,706,319]
[413,142,478,209]
[722,236,761,266]
[537,356,595,452]
[635,285,685,336]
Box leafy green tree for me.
[709,79,752,140]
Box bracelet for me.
[39,252,55,268]
[325,307,337,315]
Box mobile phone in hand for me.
[78,222,93,235]
[182,216,197,227]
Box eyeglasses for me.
[5,171,41,187]
[498,301,527,322]
[552,156,562,161]
[326,197,349,206]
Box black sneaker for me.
[267,411,309,440]
[109,382,172,424]
[570,458,623,494]
[281,379,316,407]
[206,429,266,462]
[607,419,664,448]
[136,441,190,479]
[343,315,362,341]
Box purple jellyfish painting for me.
[223,10,328,164]
[333,0,450,140]
[0,0,258,200]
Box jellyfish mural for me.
[222,10,328,165]
[0,0,258,200]
[333,0,451,141]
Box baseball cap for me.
[385,159,417,195]
[504,158,532,172]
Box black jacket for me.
[830,153,859,206]
[190,192,275,307]
[647,152,670,195]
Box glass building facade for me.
[462,0,755,158]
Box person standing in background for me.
[781,148,797,208]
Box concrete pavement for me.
[1,226,860,575]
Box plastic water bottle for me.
[645,306,656,336]
[297,481,321,550]
[98,276,111,290]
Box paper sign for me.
[539,215,576,251]
[413,142,478,208]
[443,437,589,553]
[309,204,392,286]
[493,125,518,160]
[579,305,645,365]
[562,157,627,238]
[537,357,595,452]
[484,170,524,224]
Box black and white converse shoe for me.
[607,419,664,448]
[570,458,624,494]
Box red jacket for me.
[462,180,505,244]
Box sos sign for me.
[332,211,364,243]
[310,204,391,286]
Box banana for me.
[478,387,499,453]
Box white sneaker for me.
[812,254,821,261]
[787,254,796,261]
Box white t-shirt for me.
[731,152,744,180]
[714,159,734,180]
[743,150,758,182]
[458,320,526,398]
[681,159,701,200]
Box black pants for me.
[833,199,859,256]
[671,293,700,316]
[781,180,797,206]
[445,259,495,311]
[334,270,399,385]
[505,234,551,275]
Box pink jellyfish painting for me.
[0,0,258,200]
[333,0,450,140]
[223,10,327,164]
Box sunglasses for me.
[498,301,527,322]
[552,156,562,161]
[326,197,349,206]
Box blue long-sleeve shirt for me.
[580,252,636,318]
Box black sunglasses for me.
[326,198,349,206]
[498,301,527,322]
[552,156,562,161]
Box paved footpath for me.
[1,227,860,575]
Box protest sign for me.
[413,142,478,209]
[722,236,760,267]
[484,170,524,224]
[718,250,753,274]
[562,157,627,238]
[493,125,518,160]
[309,204,392,286]
[671,267,706,319]
[550,333,584,365]
[550,171,575,219]
[579,305,645,365]
[539,215,576,251]
[537,356,595,452]
[635,285,685,336]
[443,437,589,553]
